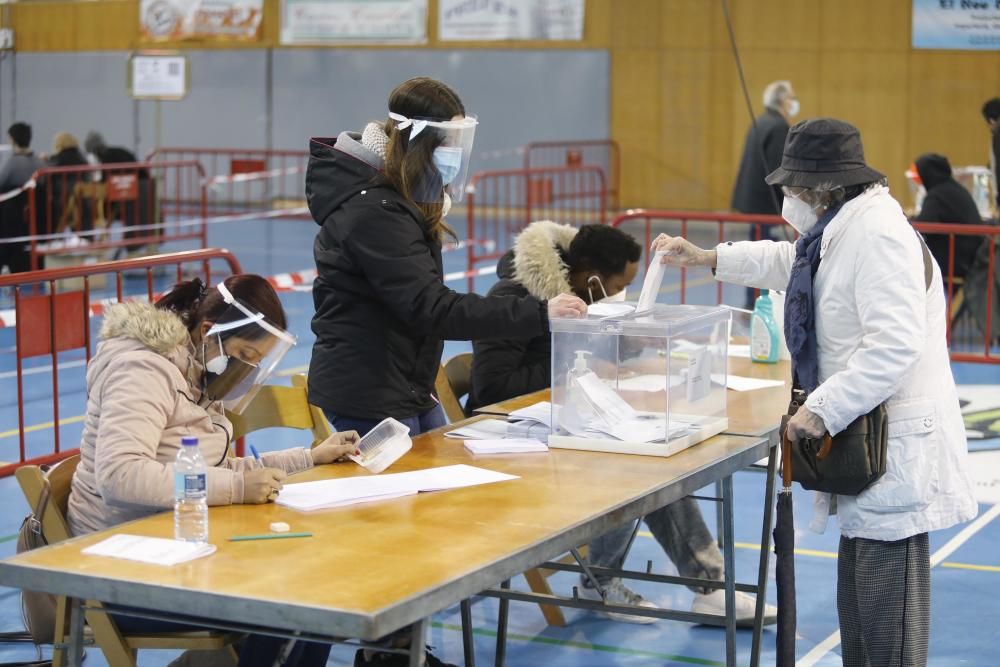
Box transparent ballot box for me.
[549,304,730,457]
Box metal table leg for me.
[494,580,511,667]
[715,479,726,549]
[721,476,737,667]
[67,598,85,667]
[751,441,778,667]
[408,618,427,667]
[460,599,476,667]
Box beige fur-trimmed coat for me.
[67,301,314,536]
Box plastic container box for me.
[348,417,412,474]
[549,304,730,457]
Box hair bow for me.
[388,111,428,139]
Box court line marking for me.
[637,532,999,573]
[0,415,86,440]
[432,621,725,666]
[795,502,1000,666]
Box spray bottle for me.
[750,291,780,364]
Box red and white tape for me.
[0,263,498,328]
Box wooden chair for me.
[435,353,473,422]
[435,354,581,626]
[15,455,240,667]
[227,373,332,445]
[57,181,107,235]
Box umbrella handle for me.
[815,434,834,459]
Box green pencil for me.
[228,532,313,542]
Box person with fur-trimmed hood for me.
[469,221,777,627]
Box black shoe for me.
[353,648,456,667]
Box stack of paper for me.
[464,438,549,455]
[444,419,510,440]
[82,534,217,566]
[276,464,519,512]
[508,402,552,427]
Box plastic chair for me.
[15,456,240,667]
[227,373,332,445]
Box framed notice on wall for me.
[912,0,1000,50]
[280,0,427,45]
[439,0,584,41]
[129,53,189,100]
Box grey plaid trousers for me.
[838,532,930,667]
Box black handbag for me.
[779,227,933,496]
[780,390,888,495]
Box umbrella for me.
[774,431,797,667]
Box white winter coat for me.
[715,185,977,541]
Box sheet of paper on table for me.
[464,438,549,454]
[277,464,519,511]
[82,534,217,566]
[444,418,510,440]
[587,302,636,318]
[712,374,785,392]
[508,401,552,427]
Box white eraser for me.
[270,522,290,533]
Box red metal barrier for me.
[0,249,244,477]
[611,209,999,364]
[146,147,309,216]
[465,165,608,291]
[20,160,208,271]
[611,209,788,305]
[524,139,620,209]
[912,221,999,364]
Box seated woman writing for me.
[469,221,776,627]
[67,275,360,667]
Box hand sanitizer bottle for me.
[750,291,779,364]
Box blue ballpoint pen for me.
[249,444,264,468]
[249,445,279,501]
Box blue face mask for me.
[432,146,462,185]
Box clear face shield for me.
[201,283,297,415]
[388,111,478,203]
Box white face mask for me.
[599,289,627,303]
[787,98,800,118]
[782,194,819,234]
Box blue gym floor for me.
[1,212,998,666]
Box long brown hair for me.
[381,77,465,242]
[155,275,287,340]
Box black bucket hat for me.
[765,118,885,189]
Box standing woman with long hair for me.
[307,77,585,440]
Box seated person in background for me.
[47,132,88,169]
[39,132,91,234]
[912,153,984,282]
[67,274,359,667]
[85,131,149,178]
[0,122,44,274]
[469,221,777,626]
[84,131,153,249]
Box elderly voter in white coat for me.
[652,118,976,667]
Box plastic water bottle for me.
[174,436,208,543]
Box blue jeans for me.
[326,405,448,437]
[111,614,331,667]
